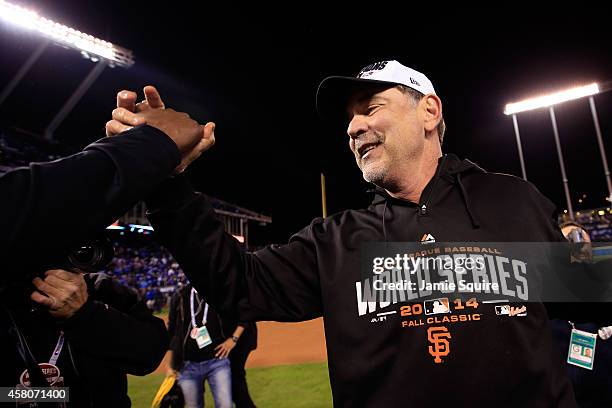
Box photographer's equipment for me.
[66,236,114,272]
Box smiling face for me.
[346,86,426,189]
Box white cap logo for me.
[356,60,436,95]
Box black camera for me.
[66,236,114,272]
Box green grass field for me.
[129,362,332,408]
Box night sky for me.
[1,3,611,245]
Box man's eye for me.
[366,105,379,115]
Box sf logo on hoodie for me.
[428,326,451,363]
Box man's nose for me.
[347,115,368,140]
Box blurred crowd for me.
[104,242,187,312]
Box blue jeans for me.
[178,358,233,408]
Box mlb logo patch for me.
[495,305,510,316]
[424,298,450,315]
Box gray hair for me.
[396,85,446,145]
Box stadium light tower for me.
[0,0,135,139]
[504,83,607,221]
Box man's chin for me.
[361,166,387,186]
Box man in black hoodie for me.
[1,99,215,406]
[107,62,606,407]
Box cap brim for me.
[316,76,397,126]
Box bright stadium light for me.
[0,0,137,139]
[504,83,600,115]
[503,80,610,221]
[0,0,134,67]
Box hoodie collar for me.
[369,154,486,229]
[369,154,474,204]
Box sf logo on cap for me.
[428,326,451,363]
[357,61,389,78]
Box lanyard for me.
[570,320,612,340]
[190,288,208,328]
[49,331,65,366]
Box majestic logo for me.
[509,305,527,316]
[495,304,527,317]
[357,61,389,78]
[428,326,451,363]
[420,233,436,244]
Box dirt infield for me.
[154,317,327,373]
[247,318,327,368]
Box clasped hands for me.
[106,85,215,174]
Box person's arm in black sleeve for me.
[146,176,323,323]
[1,125,180,283]
[61,273,169,375]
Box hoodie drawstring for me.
[382,200,389,242]
[418,154,448,217]
[457,173,480,229]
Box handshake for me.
[105,85,215,174]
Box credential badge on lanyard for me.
[190,288,212,349]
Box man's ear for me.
[422,94,442,133]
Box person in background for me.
[168,282,250,408]
[229,320,257,407]
[1,96,215,406]
[550,220,612,408]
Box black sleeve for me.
[146,176,323,323]
[61,273,169,375]
[219,314,238,339]
[0,125,180,284]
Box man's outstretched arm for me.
[108,86,323,323]
[2,103,212,283]
[145,176,324,323]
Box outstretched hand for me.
[105,86,215,173]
